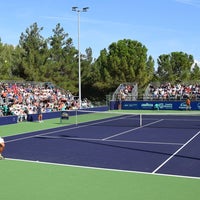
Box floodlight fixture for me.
[82,7,89,12]
[72,7,78,11]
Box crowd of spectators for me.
[0,81,92,122]
[117,84,133,100]
[113,83,137,101]
[113,82,200,101]
[149,83,200,100]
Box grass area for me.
[1,159,200,200]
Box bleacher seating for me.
[145,82,200,101]
[112,83,138,101]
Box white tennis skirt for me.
[0,137,5,144]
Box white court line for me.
[6,113,141,143]
[152,130,200,174]
[107,139,183,146]
[5,115,135,143]
[5,157,200,180]
[36,135,184,146]
[5,115,162,144]
[102,119,164,140]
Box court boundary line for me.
[35,135,184,146]
[5,117,164,144]
[5,119,129,143]
[152,130,200,174]
[4,157,200,180]
[5,115,144,143]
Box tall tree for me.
[92,39,154,98]
[191,63,200,82]
[18,22,48,81]
[0,40,16,80]
[81,47,95,98]
[48,23,78,91]
[156,52,194,83]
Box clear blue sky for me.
[0,0,200,65]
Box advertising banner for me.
[110,100,200,110]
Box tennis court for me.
[1,110,200,199]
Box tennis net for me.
[74,110,200,129]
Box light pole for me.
[72,6,89,109]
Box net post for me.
[140,114,142,127]
[75,109,78,126]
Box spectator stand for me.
[0,80,100,125]
[112,83,138,101]
[145,82,200,101]
[0,81,76,123]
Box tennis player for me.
[37,103,43,122]
[0,137,5,160]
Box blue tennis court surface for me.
[4,113,200,179]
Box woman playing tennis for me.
[0,137,5,160]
